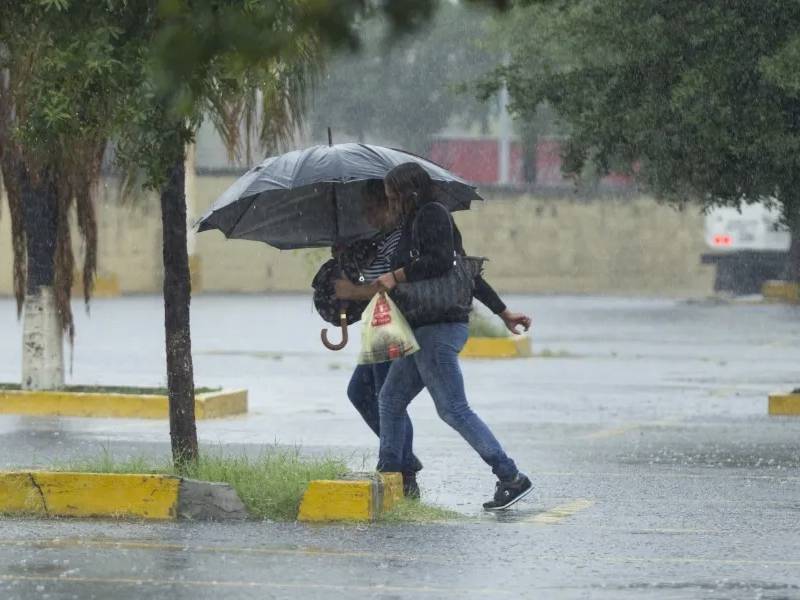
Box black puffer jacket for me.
[391,201,506,327]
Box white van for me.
[702,202,791,294]
[704,202,790,252]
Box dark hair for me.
[384,162,435,219]
[362,178,386,207]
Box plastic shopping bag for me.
[357,292,420,365]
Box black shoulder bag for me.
[391,202,485,324]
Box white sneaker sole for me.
[483,483,534,511]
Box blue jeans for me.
[347,362,421,473]
[377,322,518,481]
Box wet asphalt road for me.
[1,294,799,599]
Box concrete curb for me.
[297,472,403,522]
[460,335,532,359]
[0,471,248,521]
[762,280,800,304]
[768,392,800,416]
[0,388,247,419]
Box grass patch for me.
[62,448,347,521]
[0,383,222,395]
[380,498,463,523]
[468,311,509,338]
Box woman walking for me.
[375,162,533,510]
[332,180,423,497]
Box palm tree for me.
[0,4,117,390]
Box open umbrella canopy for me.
[196,143,482,250]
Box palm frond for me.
[0,70,26,316]
[53,175,75,345]
[205,31,323,165]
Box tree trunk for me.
[787,210,800,283]
[520,124,539,185]
[20,167,63,390]
[160,149,198,470]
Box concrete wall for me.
[0,177,715,297]
[0,200,11,297]
[457,191,714,296]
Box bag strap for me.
[410,201,456,260]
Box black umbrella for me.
[196,141,483,351]
[195,142,482,250]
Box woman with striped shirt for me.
[334,181,423,496]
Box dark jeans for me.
[377,322,518,481]
[347,361,421,473]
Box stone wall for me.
[0,177,715,297]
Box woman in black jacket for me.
[334,177,528,501]
[375,162,533,510]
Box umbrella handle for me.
[321,312,349,351]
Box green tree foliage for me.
[483,0,800,276]
[1,0,511,461]
[0,1,146,336]
[308,3,501,154]
[108,0,513,467]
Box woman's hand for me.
[334,278,356,299]
[376,271,397,291]
[500,309,532,335]
[377,269,404,291]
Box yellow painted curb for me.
[768,392,800,416]
[0,388,247,420]
[0,472,179,519]
[297,472,403,522]
[460,335,532,359]
[762,280,800,304]
[195,389,248,419]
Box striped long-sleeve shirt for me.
[360,228,403,282]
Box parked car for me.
[702,202,791,294]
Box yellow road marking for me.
[526,499,595,524]
[582,419,680,440]
[0,574,515,596]
[583,424,641,439]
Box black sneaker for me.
[482,473,533,511]
[402,472,420,499]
